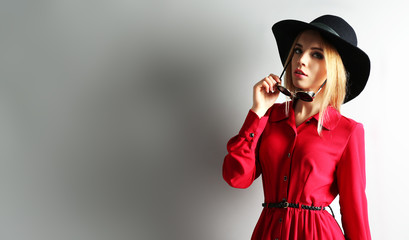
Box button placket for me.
[282,134,295,213]
[283,141,295,212]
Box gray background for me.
[1,0,407,239]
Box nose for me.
[297,52,309,67]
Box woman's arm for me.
[336,123,371,239]
[223,74,280,188]
[222,108,270,188]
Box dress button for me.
[283,176,287,181]
[279,218,283,222]
[249,133,254,137]
[287,153,291,158]
[282,198,286,202]
[275,238,279,240]
[306,120,311,124]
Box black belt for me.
[262,201,325,211]
[263,201,339,233]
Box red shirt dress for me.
[223,102,371,239]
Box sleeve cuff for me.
[238,109,269,143]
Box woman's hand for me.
[251,74,281,117]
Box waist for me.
[262,200,326,211]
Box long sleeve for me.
[222,109,270,188]
[336,123,371,240]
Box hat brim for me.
[272,19,370,103]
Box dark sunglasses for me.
[276,80,326,102]
[275,58,326,102]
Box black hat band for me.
[310,22,339,37]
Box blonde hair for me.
[283,31,347,134]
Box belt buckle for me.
[283,201,289,208]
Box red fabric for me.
[223,102,371,240]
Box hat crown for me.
[310,15,357,47]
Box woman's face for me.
[291,30,327,92]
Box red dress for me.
[223,102,371,239]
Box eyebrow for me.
[295,43,323,52]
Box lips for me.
[294,69,307,76]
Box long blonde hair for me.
[283,31,347,133]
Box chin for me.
[292,80,307,90]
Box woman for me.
[222,15,371,239]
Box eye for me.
[312,52,324,59]
[294,47,302,54]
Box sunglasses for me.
[276,80,326,102]
[275,59,326,102]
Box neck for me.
[293,96,323,126]
[294,100,320,115]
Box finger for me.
[270,74,282,84]
[269,76,281,92]
[266,76,275,92]
[262,80,270,93]
[255,78,267,90]
[267,74,280,85]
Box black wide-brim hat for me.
[272,15,370,103]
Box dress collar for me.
[268,101,341,131]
